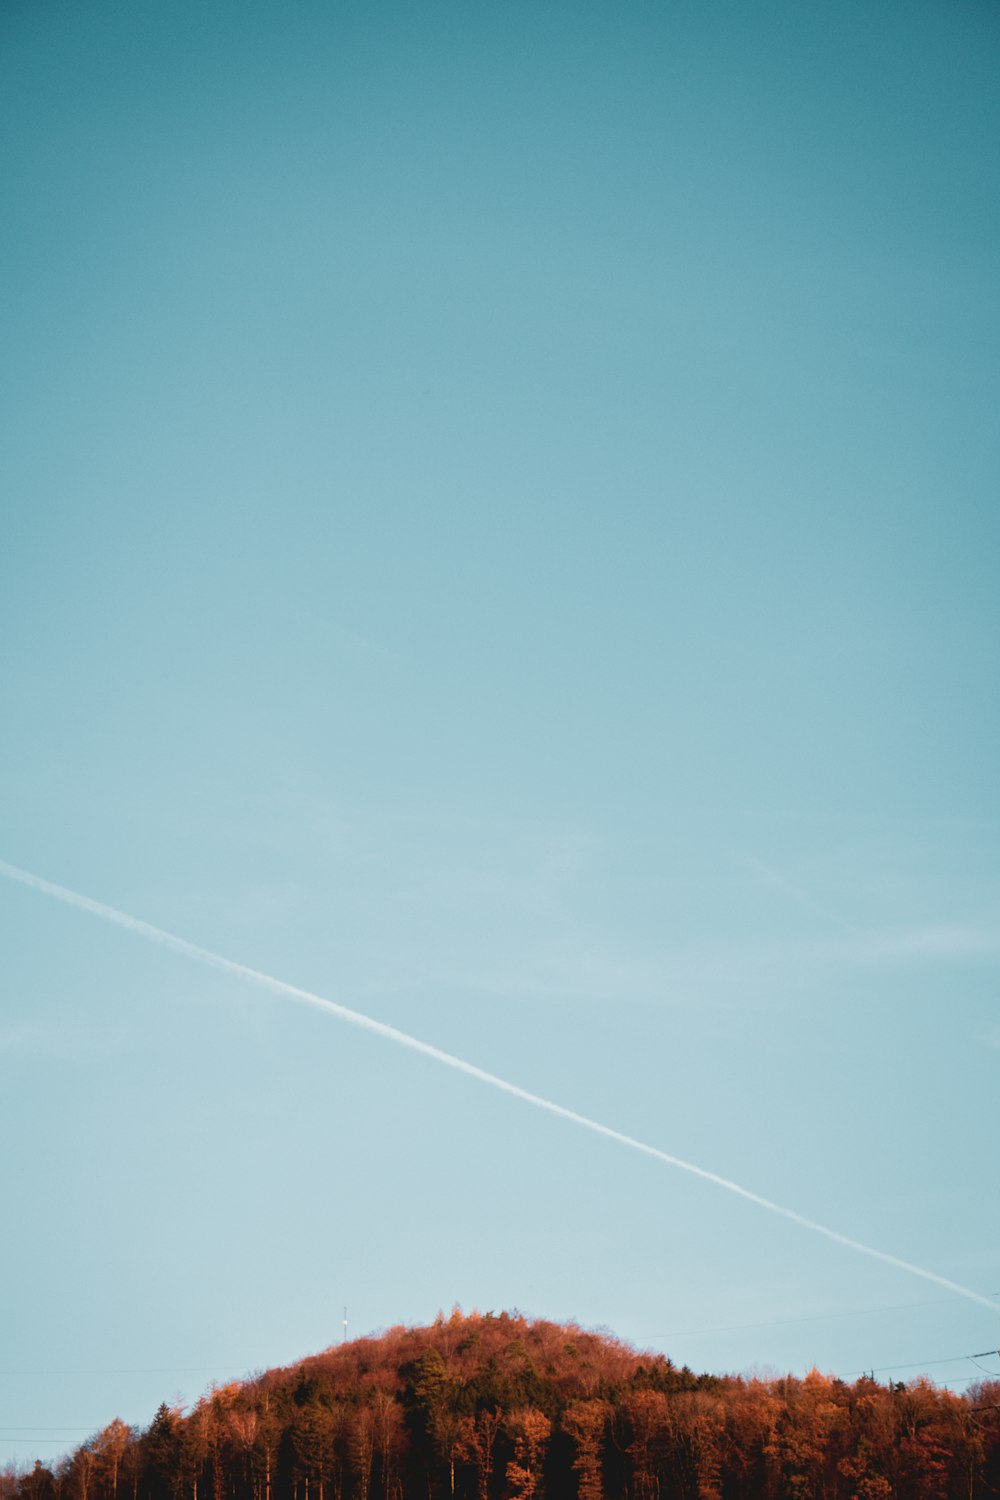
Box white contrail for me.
[2,856,996,1317]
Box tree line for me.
[5,1311,999,1500]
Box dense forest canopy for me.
[6,1311,999,1500]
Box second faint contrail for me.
[2,856,996,1317]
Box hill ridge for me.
[6,1311,999,1500]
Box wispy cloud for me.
[733,850,845,926]
[727,847,1000,979]
[287,605,402,665]
[844,921,1000,963]
[0,1015,124,1058]
[330,625,400,664]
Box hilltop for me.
[6,1311,999,1500]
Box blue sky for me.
[2,0,999,1470]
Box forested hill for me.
[8,1311,1000,1500]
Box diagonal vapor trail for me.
[2,856,997,1318]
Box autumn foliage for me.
[5,1312,999,1500]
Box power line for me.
[8,1293,997,1381]
[3,1358,998,1452]
[840,1350,1000,1380]
[4,1366,252,1376]
[645,1292,999,1340]
[0,1438,84,1445]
